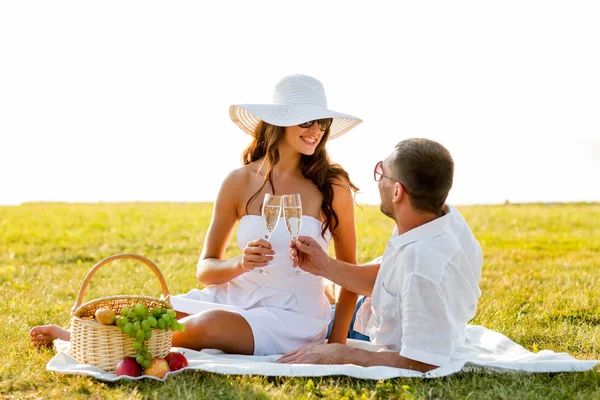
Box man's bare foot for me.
[29,325,70,348]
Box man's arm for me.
[277,343,438,373]
[321,259,379,297]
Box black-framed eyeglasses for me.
[298,118,333,131]
[374,161,412,194]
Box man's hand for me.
[277,343,353,365]
[277,343,439,372]
[289,236,331,275]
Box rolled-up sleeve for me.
[399,273,458,366]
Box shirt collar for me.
[388,205,453,249]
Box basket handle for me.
[71,253,172,314]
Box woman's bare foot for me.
[29,325,70,348]
[323,279,339,305]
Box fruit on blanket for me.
[165,351,188,371]
[116,356,141,377]
[95,307,116,325]
[144,357,170,379]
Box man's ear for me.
[392,182,402,203]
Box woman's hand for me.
[240,238,275,272]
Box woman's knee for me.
[173,309,251,350]
[171,311,215,348]
[190,309,238,333]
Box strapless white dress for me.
[170,215,333,355]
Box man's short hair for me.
[391,138,454,214]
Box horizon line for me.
[1,200,599,207]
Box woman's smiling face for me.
[282,120,331,156]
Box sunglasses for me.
[298,118,333,131]
[374,161,413,195]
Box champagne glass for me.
[258,193,282,274]
[282,194,307,274]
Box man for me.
[278,138,482,372]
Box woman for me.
[31,74,362,356]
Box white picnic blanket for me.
[46,325,598,381]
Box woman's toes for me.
[30,333,52,347]
[29,325,60,348]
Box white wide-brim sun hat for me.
[229,74,363,140]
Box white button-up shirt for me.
[355,205,482,366]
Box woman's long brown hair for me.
[242,121,358,239]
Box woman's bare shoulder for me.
[331,175,352,192]
[330,174,355,212]
[221,164,256,187]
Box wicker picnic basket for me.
[69,253,173,372]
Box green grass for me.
[1,202,599,399]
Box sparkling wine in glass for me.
[258,193,282,274]
[282,194,306,274]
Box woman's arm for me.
[196,170,274,285]
[327,178,359,345]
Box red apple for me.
[165,351,188,371]
[143,357,170,379]
[116,356,141,377]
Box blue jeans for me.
[326,295,370,341]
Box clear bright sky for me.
[1,1,599,206]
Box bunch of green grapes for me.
[115,303,185,369]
